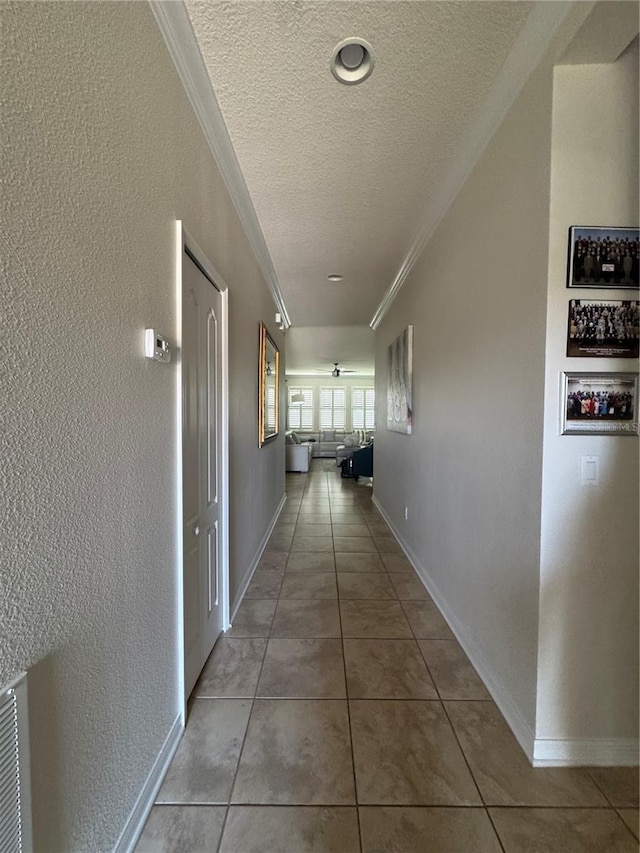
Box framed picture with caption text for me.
[566,299,639,358]
[561,372,638,436]
[567,226,639,290]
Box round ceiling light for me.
[330,38,374,85]
[327,274,344,282]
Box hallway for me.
[137,461,639,852]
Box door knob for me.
[193,525,200,536]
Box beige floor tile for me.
[617,809,639,840]
[401,600,455,639]
[294,513,332,523]
[380,553,415,573]
[257,549,288,571]
[294,522,333,537]
[587,767,640,807]
[299,504,331,515]
[337,572,398,600]
[231,700,356,804]
[332,523,371,537]
[280,572,338,599]
[257,639,346,698]
[278,512,299,524]
[291,535,334,552]
[366,522,392,537]
[156,700,251,804]
[418,639,491,700]
[359,807,502,853]
[286,552,336,572]
[334,536,378,553]
[273,522,295,536]
[220,807,360,853]
[266,533,293,553]
[226,600,277,638]
[332,512,365,523]
[446,702,608,807]
[136,806,227,852]
[335,552,385,572]
[489,807,639,852]
[373,536,403,554]
[350,700,481,805]
[245,572,284,599]
[340,600,414,638]
[194,638,267,698]
[344,639,437,699]
[271,599,341,638]
[389,572,430,599]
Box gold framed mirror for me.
[259,322,279,446]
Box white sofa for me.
[286,429,373,466]
[285,437,313,472]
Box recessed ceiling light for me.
[327,274,344,282]
[330,38,374,85]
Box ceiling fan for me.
[330,362,356,378]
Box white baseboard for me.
[114,714,183,853]
[229,493,287,624]
[371,496,536,762]
[533,738,640,767]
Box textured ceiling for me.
[185,0,534,332]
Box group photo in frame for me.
[562,372,638,436]
[566,299,639,358]
[567,226,639,289]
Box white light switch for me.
[580,455,599,486]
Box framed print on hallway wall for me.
[561,372,638,436]
[566,299,639,359]
[259,322,279,446]
[567,226,639,290]
[387,325,413,434]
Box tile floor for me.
[137,460,639,852]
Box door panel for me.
[183,251,224,698]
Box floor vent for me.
[0,674,32,853]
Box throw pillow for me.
[343,433,357,447]
[285,434,295,445]
[322,430,336,442]
[291,432,301,444]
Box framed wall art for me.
[566,299,639,358]
[567,226,639,290]
[386,325,413,434]
[562,372,638,436]
[259,322,279,446]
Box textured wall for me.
[537,40,639,744]
[1,2,282,849]
[373,57,556,738]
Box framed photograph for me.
[387,325,413,434]
[567,299,639,358]
[258,322,279,446]
[567,226,639,289]
[561,372,638,436]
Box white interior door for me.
[182,249,224,698]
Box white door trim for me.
[175,220,230,724]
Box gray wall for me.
[374,58,553,746]
[373,27,638,760]
[537,40,639,753]
[1,2,283,849]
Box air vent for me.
[0,675,32,853]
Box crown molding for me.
[370,0,583,331]
[149,0,291,328]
